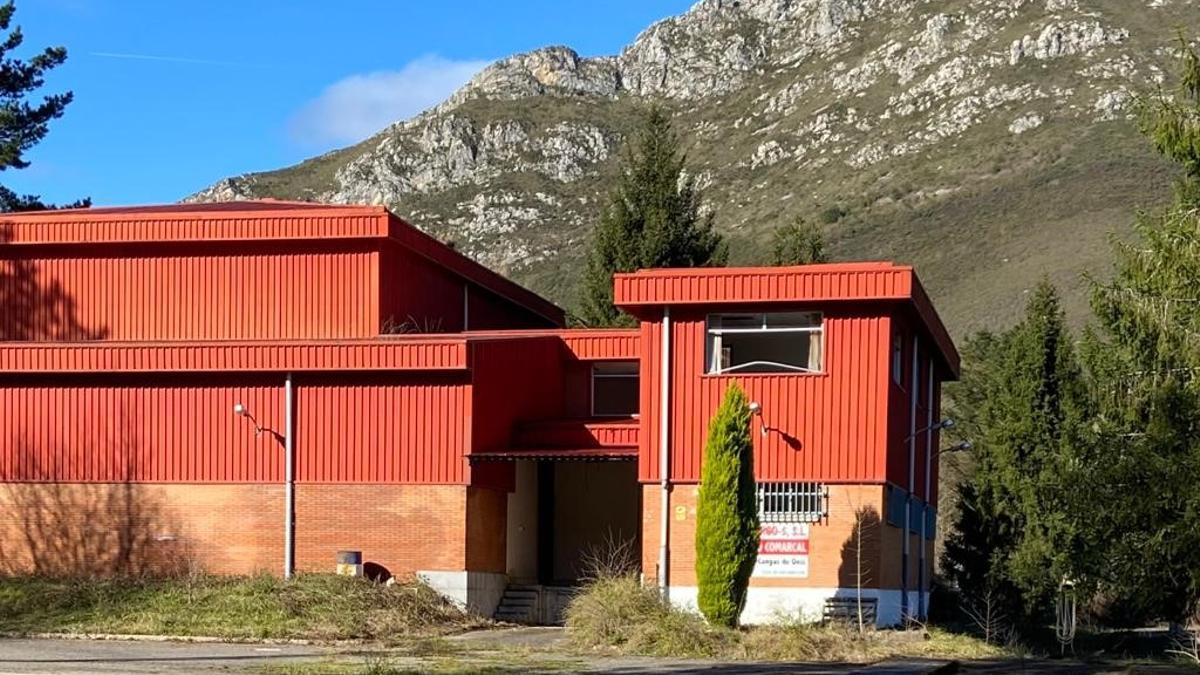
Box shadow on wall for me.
[0,222,109,341]
[0,427,195,577]
[835,505,883,623]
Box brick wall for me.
[640,483,915,591]
[0,482,476,578]
[464,486,507,573]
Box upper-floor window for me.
[592,361,639,417]
[705,312,823,375]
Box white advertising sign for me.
[752,523,810,578]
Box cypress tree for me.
[695,383,759,628]
[770,216,828,266]
[579,106,726,327]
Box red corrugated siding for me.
[379,241,466,333]
[614,264,958,379]
[640,309,891,484]
[468,337,566,456]
[1,243,378,341]
[0,377,285,482]
[296,374,470,484]
[0,372,472,484]
[559,330,640,360]
[0,339,468,373]
[465,285,557,331]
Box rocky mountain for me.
[188,0,1198,336]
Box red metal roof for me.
[462,328,641,360]
[613,262,959,377]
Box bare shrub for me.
[579,531,638,581]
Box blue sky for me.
[7,0,693,206]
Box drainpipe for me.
[658,307,672,600]
[903,335,919,621]
[284,372,295,580]
[920,365,934,619]
[463,283,470,331]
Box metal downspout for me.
[920,365,934,619]
[903,335,919,621]
[658,307,671,599]
[284,372,295,580]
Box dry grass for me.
[564,573,1009,663]
[0,573,487,641]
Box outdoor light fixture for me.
[906,418,954,441]
[935,440,973,457]
[232,402,267,437]
[749,401,770,437]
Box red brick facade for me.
[0,482,495,578]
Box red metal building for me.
[0,202,957,625]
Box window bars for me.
[756,481,829,523]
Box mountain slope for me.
[188,0,1194,336]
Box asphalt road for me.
[0,638,332,673]
[4,636,1189,674]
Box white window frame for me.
[591,361,639,417]
[756,481,829,523]
[705,312,824,375]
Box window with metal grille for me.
[756,481,828,523]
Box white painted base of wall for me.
[665,586,930,627]
[418,571,507,617]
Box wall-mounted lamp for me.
[749,401,770,437]
[233,402,281,442]
[935,440,973,457]
[906,418,954,441]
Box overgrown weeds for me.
[0,573,486,641]
[565,572,1008,663]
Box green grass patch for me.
[0,573,487,641]
[564,573,1009,663]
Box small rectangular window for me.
[592,361,639,417]
[886,485,907,528]
[706,312,823,375]
[892,334,903,384]
[756,481,828,523]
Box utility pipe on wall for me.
[658,307,672,599]
[903,335,920,620]
[284,372,295,580]
[919,365,934,619]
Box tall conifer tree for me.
[0,1,87,212]
[943,281,1088,626]
[579,106,726,326]
[1080,37,1200,623]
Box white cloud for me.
[288,55,489,148]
